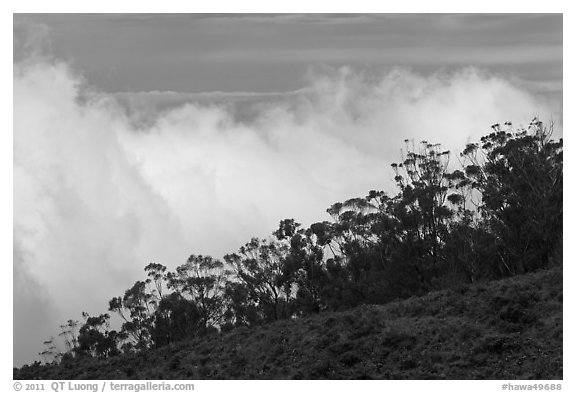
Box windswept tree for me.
[224,237,294,323]
[461,119,563,275]
[222,281,261,329]
[75,312,119,358]
[58,319,79,354]
[39,338,58,364]
[152,292,201,347]
[167,255,229,331]
[274,219,329,315]
[322,197,385,306]
[144,262,169,300]
[108,279,157,350]
[390,140,455,281]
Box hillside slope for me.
[14,267,562,380]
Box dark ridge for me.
[14,267,562,380]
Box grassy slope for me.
[14,267,562,380]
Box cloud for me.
[13,17,53,64]
[198,45,563,65]
[13,58,560,366]
[13,240,57,366]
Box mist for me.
[13,56,560,366]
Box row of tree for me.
[41,119,563,362]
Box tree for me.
[274,219,329,315]
[390,140,455,281]
[222,281,261,329]
[39,338,59,364]
[75,312,119,358]
[144,262,168,300]
[461,119,563,274]
[58,319,79,354]
[151,292,202,347]
[108,280,156,350]
[167,255,229,331]
[224,237,294,322]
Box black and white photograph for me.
[12,11,563,383]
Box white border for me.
[4,3,571,392]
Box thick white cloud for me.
[13,60,560,366]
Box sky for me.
[13,13,562,367]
